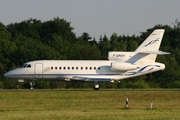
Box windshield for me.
[20,64,26,68]
[20,64,31,68]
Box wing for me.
[71,76,111,82]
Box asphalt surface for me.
[0,89,179,92]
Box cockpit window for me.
[26,64,31,68]
[20,64,31,68]
[23,64,28,68]
[20,64,26,68]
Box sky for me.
[0,0,180,40]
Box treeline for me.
[0,17,180,89]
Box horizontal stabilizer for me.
[138,51,170,55]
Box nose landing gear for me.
[30,80,35,90]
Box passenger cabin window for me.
[53,66,100,71]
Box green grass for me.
[0,89,179,120]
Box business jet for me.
[4,29,170,90]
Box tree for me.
[99,35,111,59]
[172,19,180,29]
[81,32,92,41]
[40,17,76,44]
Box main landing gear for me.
[30,80,35,90]
[94,81,100,90]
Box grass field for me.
[0,89,179,120]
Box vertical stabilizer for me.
[128,29,166,63]
[135,29,165,52]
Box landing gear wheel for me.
[30,80,35,90]
[30,87,33,90]
[94,82,100,90]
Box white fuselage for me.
[4,60,165,82]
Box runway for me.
[0,89,179,92]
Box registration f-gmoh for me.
[4,29,170,90]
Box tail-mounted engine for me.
[111,62,138,71]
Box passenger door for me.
[35,63,43,79]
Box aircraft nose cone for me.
[4,71,11,78]
[4,70,16,78]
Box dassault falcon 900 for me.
[4,29,170,90]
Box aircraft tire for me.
[93,84,100,90]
